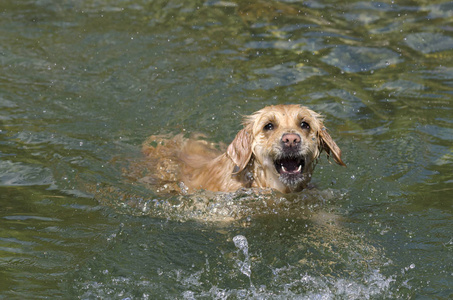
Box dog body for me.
[143,105,345,194]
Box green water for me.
[1,0,452,298]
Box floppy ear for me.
[227,127,253,174]
[318,127,346,166]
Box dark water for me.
[1,0,452,298]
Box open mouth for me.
[274,156,305,175]
[274,155,308,189]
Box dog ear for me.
[318,127,346,166]
[227,128,253,174]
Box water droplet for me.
[233,235,251,278]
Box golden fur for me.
[142,105,345,194]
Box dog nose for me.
[281,133,301,148]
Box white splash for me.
[233,235,252,279]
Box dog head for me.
[227,104,345,192]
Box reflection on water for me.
[1,0,452,298]
[69,195,397,299]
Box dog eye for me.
[264,123,274,131]
[300,121,310,130]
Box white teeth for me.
[280,165,302,173]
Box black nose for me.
[281,133,301,148]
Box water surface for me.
[1,0,452,298]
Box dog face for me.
[227,105,345,193]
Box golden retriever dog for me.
[142,104,345,194]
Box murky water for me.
[1,0,452,298]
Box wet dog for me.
[142,104,345,194]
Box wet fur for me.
[142,105,345,194]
